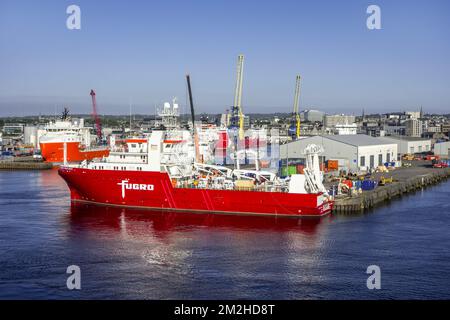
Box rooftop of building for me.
[380,136,431,142]
[323,134,397,147]
[292,134,397,147]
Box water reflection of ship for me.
[69,203,328,236]
[36,170,70,207]
[68,204,331,276]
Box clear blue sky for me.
[0,0,449,116]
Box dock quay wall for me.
[333,169,450,214]
[0,160,53,170]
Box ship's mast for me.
[129,97,132,131]
[186,74,201,163]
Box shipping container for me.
[361,180,377,191]
[235,180,254,189]
[281,165,299,177]
[288,165,297,175]
[260,160,270,168]
[326,160,339,171]
[342,179,353,188]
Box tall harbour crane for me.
[288,75,301,139]
[90,89,103,142]
[230,54,245,140]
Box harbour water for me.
[0,169,449,299]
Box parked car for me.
[432,161,448,168]
[424,154,440,161]
[32,150,42,160]
[402,154,414,161]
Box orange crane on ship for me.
[90,89,103,142]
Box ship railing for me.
[172,179,288,193]
[109,147,148,153]
[81,145,109,151]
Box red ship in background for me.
[40,141,109,163]
[39,115,109,163]
[39,92,109,163]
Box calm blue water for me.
[0,169,449,299]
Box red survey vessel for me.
[58,130,333,218]
[59,168,332,217]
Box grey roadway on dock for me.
[333,163,450,214]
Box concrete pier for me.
[0,158,53,170]
[333,166,450,214]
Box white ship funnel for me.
[288,174,307,194]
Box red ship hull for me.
[59,167,333,218]
[40,142,109,163]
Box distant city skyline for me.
[1,0,449,116]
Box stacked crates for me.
[281,165,298,177]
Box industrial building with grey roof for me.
[280,134,398,172]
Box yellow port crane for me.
[289,75,301,139]
[232,54,245,140]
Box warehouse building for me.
[302,109,325,123]
[323,114,356,128]
[280,134,397,172]
[380,136,431,155]
[434,141,450,159]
